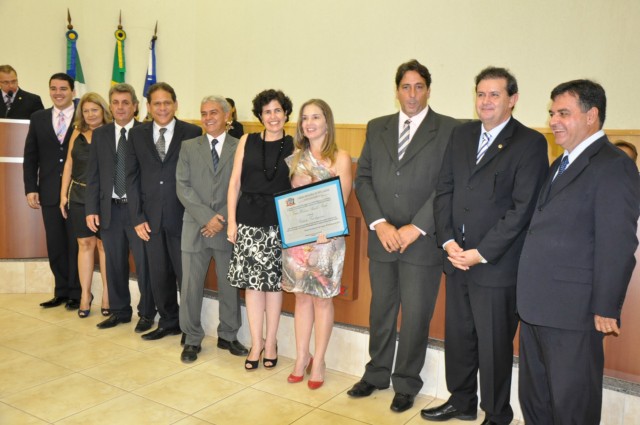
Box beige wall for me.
[4,0,640,129]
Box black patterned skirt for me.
[228,224,283,292]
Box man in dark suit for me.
[176,95,248,363]
[23,73,80,309]
[85,83,156,332]
[351,59,458,413]
[0,65,44,119]
[517,80,640,425]
[126,82,202,341]
[424,67,548,425]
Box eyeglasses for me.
[0,80,18,86]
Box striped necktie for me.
[398,119,411,160]
[55,111,67,144]
[476,132,491,163]
[211,138,219,171]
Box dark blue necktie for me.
[211,139,219,171]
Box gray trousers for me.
[179,247,241,346]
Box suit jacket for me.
[85,121,141,229]
[518,136,640,331]
[23,107,75,206]
[176,134,238,253]
[126,119,202,236]
[1,88,44,119]
[433,118,548,286]
[355,108,458,266]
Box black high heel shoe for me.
[101,307,110,316]
[78,294,94,318]
[263,343,278,369]
[245,348,264,371]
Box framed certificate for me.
[274,176,349,248]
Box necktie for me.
[156,128,167,160]
[55,112,67,144]
[556,155,570,178]
[211,138,219,171]
[4,95,11,117]
[114,128,127,197]
[476,132,491,163]
[398,119,411,160]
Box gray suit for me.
[355,108,458,395]
[176,133,241,346]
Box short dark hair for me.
[109,83,138,104]
[551,79,606,128]
[0,65,17,75]
[614,140,638,161]
[395,60,431,89]
[251,89,293,123]
[475,66,518,96]
[146,82,176,103]
[49,73,74,91]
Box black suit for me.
[355,108,458,395]
[517,135,640,424]
[1,88,44,119]
[126,119,202,329]
[433,118,548,424]
[85,121,155,321]
[23,108,80,299]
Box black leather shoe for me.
[96,315,132,329]
[141,327,181,341]
[347,380,389,398]
[40,296,68,308]
[217,338,249,356]
[180,344,201,363]
[420,402,477,422]
[65,299,80,310]
[134,317,154,333]
[390,393,415,413]
[480,419,499,425]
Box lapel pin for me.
[498,144,503,149]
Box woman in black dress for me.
[227,89,293,370]
[60,92,112,317]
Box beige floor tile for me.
[194,387,312,425]
[173,417,215,425]
[134,368,245,414]
[320,388,434,425]
[55,309,113,336]
[93,321,182,352]
[81,351,186,391]
[0,401,48,424]
[0,345,23,363]
[0,353,72,398]
[292,409,370,424]
[2,373,124,423]
[0,294,78,324]
[193,352,290,385]
[56,393,186,425]
[2,324,85,358]
[254,367,358,407]
[0,311,50,338]
[143,337,223,366]
[0,262,25,293]
[35,336,136,371]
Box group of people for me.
[17,64,351,391]
[8,56,640,424]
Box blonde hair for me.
[290,99,337,177]
[73,92,112,132]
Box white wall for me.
[4,0,639,129]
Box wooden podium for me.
[0,119,47,258]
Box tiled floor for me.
[0,294,524,425]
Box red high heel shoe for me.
[308,362,325,390]
[287,356,313,383]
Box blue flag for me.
[65,29,87,101]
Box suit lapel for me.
[198,135,215,174]
[381,114,400,166]
[471,118,516,176]
[400,110,439,165]
[142,123,161,162]
[104,123,116,155]
[465,123,482,171]
[218,135,237,173]
[165,120,183,161]
[546,138,606,201]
